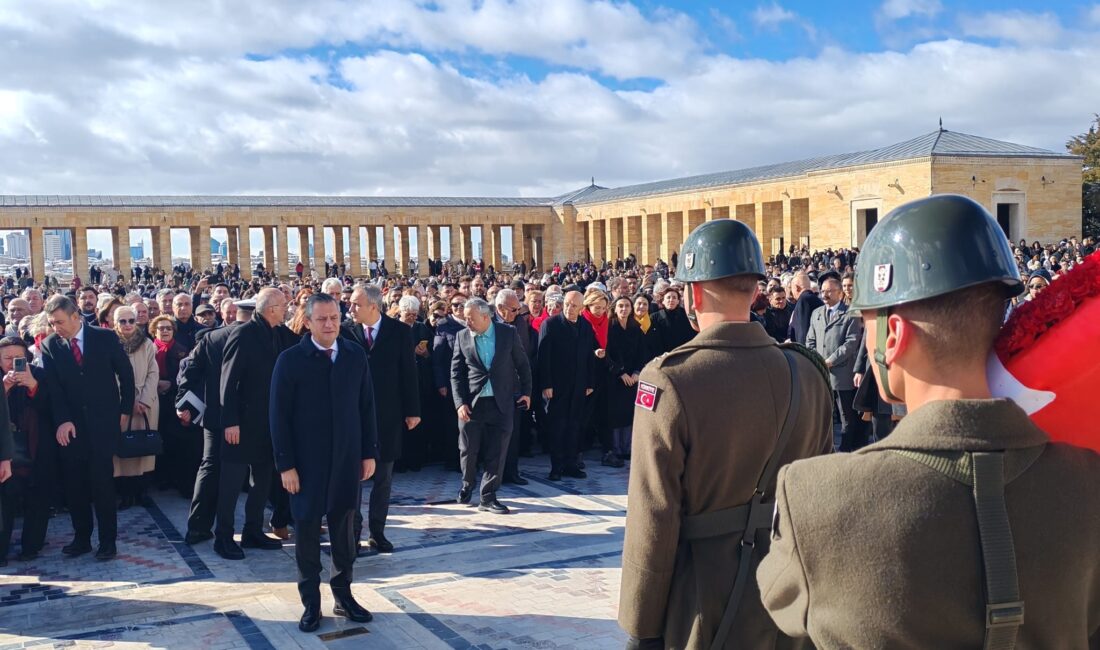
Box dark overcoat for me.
[431,315,465,391]
[176,322,239,432]
[648,307,695,355]
[269,336,379,523]
[41,325,135,460]
[536,314,596,400]
[603,319,645,429]
[219,314,298,464]
[340,317,419,463]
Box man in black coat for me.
[41,295,135,560]
[762,285,794,342]
[491,289,534,485]
[176,299,253,546]
[342,285,419,555]
[537,291,596,482]
[217,288,296,560]
[786,271,823,345]
[271,294,378,632]
[431,293,468,469]
[451,298,532,514]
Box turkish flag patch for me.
[635,381,659,411]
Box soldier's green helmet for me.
[850,194,1023,313]
[675,218,766,283]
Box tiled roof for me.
[571,130,1079,205]
[0,195,555,208]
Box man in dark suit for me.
[787,271,823,345]
[491,289,534,485]
[271,293,378,632]
[217,288,296,560]
[431,292,467,470]
[176,299,254,546]
[342,284,419,555]
[806,275,865,451]
[451,298,531,514]
[537,291,596,482]
[41,295,135,560]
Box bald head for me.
[563,291,584,322]
[790,272,812,301]
[254,287,287,326]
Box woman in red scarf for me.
[581,287,622,468]
[148,315,190,497]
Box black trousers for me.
[295,509,356,606]
[163,423,203,495]
[269,478,292,529]
[186,428,220,535]
[836,389,867,452]
[354,460,394,541]
[459,400,512,500]
[215,461,272,539]
[62,451,116,545]
[0,473,50,556]
[546,390,583,472]
[503,404,524,480]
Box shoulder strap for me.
[708,349,800,650]
[889,449,1028,650]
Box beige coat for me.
[758,399,1100,648]
[619,322,834,649]
[113,336,160,477]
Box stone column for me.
[226,227,239,265]
[511,224,528,270]
[417,223,429,277]
[192,224,211,273]
[486,225,502,270]
[29,227,45,282]
[333,226,346,267]
[263,227,275,275]
[456,224,471,262]
[276,223,290,278]
[348,225,362,277]
[312,223,325,278]
[73,227,89,283]
[382,223,395,275]
[624,215,641,262]
[393,226,406,275]
[238,226,252,279]
[154,226,172,271]
[296,226,310,275]
[115,226,132,281]
[363,226,375,268]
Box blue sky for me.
[1,0,1097,263]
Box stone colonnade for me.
[579,197,813,266]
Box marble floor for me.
[0,450,631,649]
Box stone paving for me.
[0,450,631,649]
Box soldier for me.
[757,195,1100,647]
[619,219,834,649]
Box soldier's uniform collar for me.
[859,398,1048,454]
[678,321,775,350]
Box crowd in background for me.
[0,231,1093,565]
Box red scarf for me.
[583,310,609,349]
[530,309,548,334]
[154,338,173,377]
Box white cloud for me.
[958,10,1064,46]
[1086,4,1100,26]
[878,0,942,21]
[752,2,797,29]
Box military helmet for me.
[675,218,766,283]
[850,194,1023,312]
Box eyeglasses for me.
[451,302,466,308]
[1028,283,1046,290]
[155,326,175,332]
[117,318,136,325]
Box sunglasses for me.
[451,302,466,308]
[117,318,136,325]
[1028,284,1046,289]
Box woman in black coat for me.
[648,288,695,355]
[149,315,193,496]
[604,296,644,461]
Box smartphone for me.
[13,357,27,372]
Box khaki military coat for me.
[758,399,1100,649]
[619,322,834,649]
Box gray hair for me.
[355,284,385,310]
[321,278,343,294]
[304,292,338,319]
[494,288,518,307]
[545,293,565,308]
[115,305,136,322]
[545,285,563,298]
[465,297,493,317]
[398,295,421,313]
[156,288,175,300]
[44,294,78,316]
[254,287,283,313]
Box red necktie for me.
[325,348,334,361]
[71,338,83,366]
[365,325,374,349]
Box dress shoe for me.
[240,533,283,550]
[576,456,586,470]
[299,602,322,633]
[601,451,625,468]
[184,530,214,545]
[333,591,373,623]
[95,543,118,561]
[214,538,245,560]
[118,495,133,511]
[504,475,529,486]
[62,541,93,557]
[366,535,394,554]
[563,467,587,479]
[478,498,510,515]
[18,550,40,562]
[547,470,562,481]
[270,526,291,540]
[457,488,472,505]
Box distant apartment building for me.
[5,232,29,259]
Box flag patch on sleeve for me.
[635,381,659,411]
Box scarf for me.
[636,311,651,333]
[530,309,548,334]
[154,337,173,377]
[118,328,149,355]
[583,310,609,349]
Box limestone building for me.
[0,128,1082,281]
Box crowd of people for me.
[0,228,1094,630]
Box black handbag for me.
[116,413,163,458]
